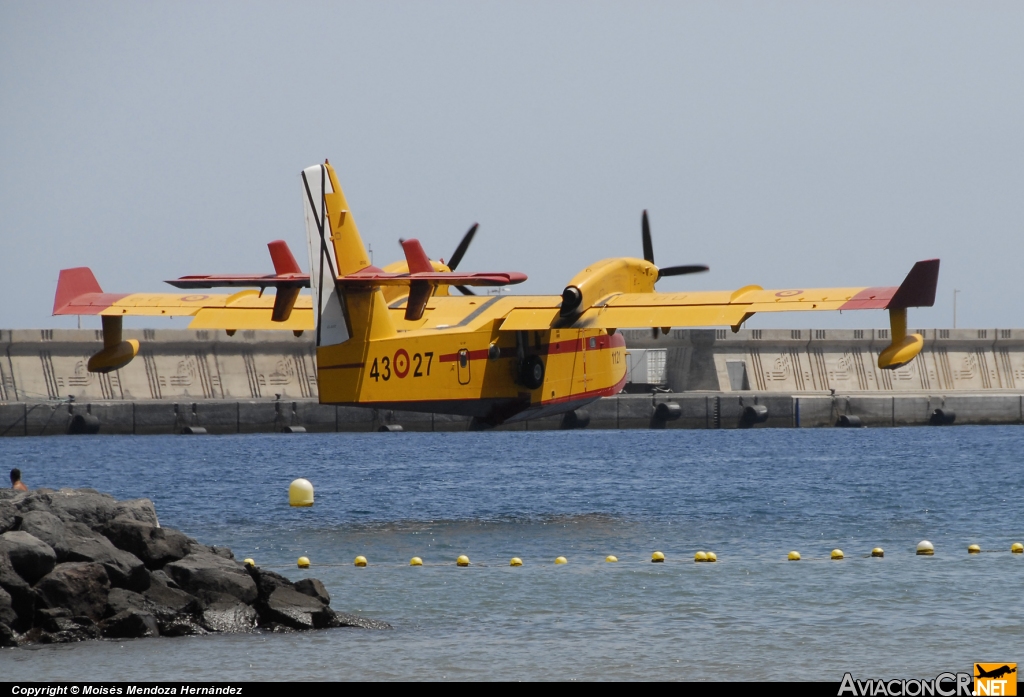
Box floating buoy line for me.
[239,541,1024,570]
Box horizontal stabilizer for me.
[167,273,311,289]
[337,270,527,287]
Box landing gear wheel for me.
[520,355,545,390]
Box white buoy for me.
[916,540,935,556]
[289,478,314,507]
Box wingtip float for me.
[53,159,939,426]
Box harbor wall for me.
[1,328,1022,435]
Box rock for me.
[99,518,190,569]
[34,562,110,621]
[35,606,71,623]
[101,609,159,639]
[188,542,235,560]
[40,615,101,643]
[259,585,335,630]
[105,586,204,637]
[0,551,34,629]
[0,497,17,534]
[332,612,392,630]
[17,490,158,531]
[61,522,149,592]
[18,511,70,558]
[201,600,257,633]
[0,586,16,627]
[246,565,294,601]
[0,531,57,584]
[0,622,18,647]
[142,583,204,636]
[150,569,180,590]
[111,498,160,528]
[294,578,330,605]
[164,553,257,605]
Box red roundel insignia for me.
[179,295,211,302]
[775,290,803,297]
[394,349,410,378]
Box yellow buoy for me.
[831,549,844,560]
[605,555,618,563]
[967,544,981,555]
[788,551,801,561]
[410,557,423,566]
[297,556,310,568]
[706,552,717,563]
[916,540,934,556]
[457,555,470,567]
[1012,542,1023,554]
[243,558,255,568]
[510,557,523,567]
[554,556,567,565]
[354,555,367,567]
[694,551,707,562]
[871,548,884,558]
[651,551,665,563]
[288,478,314,507]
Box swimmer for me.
[10,468,27,491]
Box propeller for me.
[449,223,478,295]
[641,210,709,280]
[398,223,480,295]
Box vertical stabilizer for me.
[302,163,351,347]
[302,161,395,348]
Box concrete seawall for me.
[2,328,1022,435]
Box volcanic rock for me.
[294,577,331,605]
[260,585,334,630]
[34,562,110,621]
[100,518,190,569]
[61,522,149,592]
[201,600,258,633]
[17,511,70,558]
[102,608,159,639]
[0,531,56,584]
[164,552,257,605]
[0,487,388,646]
[0,586,16,627]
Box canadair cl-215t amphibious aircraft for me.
[53,160,939,426]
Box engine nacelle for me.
[559,258,658,318]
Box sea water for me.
[1,426,1021,681]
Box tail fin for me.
[53,267,103,314]
[302,160,395,347]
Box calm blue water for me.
[1,427,1022,681]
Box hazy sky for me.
[2,1,1022,330]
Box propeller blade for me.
[657,264,710,280]
[642,210,654,264]
[454,285,476,296]
[448,223,478,271]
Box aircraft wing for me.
[53,267,314,331]
[500,259,939,331]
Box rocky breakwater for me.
[0,487,388,646]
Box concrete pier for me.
[1,328,1022,435]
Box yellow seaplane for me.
[54,161,939,426]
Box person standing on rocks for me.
[9,468,27,491]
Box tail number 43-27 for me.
[370,350,433,382]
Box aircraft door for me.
[457,348,471,385]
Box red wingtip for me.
[401,239,434,275]
[268,240,302,275]
[53,267,103,315]
[887,259,940,309]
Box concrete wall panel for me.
[133,402,179,435]
[84,402,134,435]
